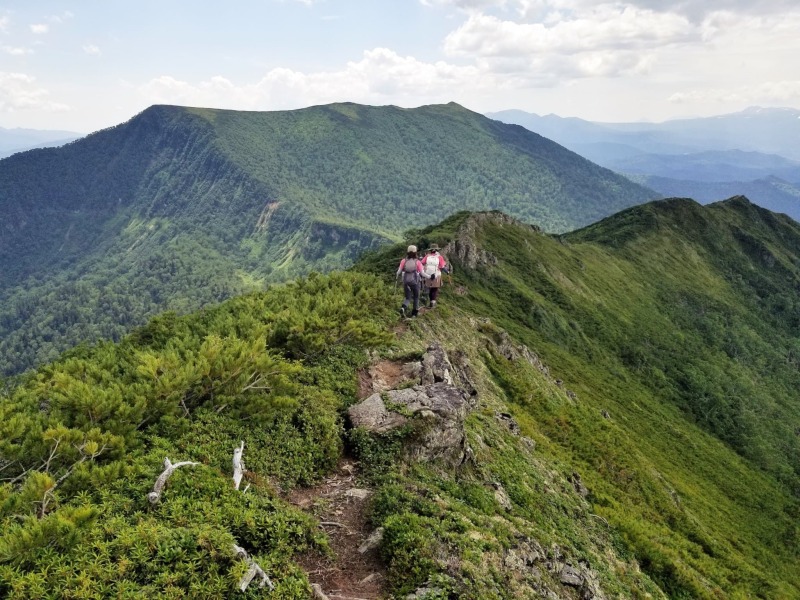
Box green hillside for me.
[0,102,657,376]
[1,199,798,599]
[357,198,800,597]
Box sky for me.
[1,0,799,134]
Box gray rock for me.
[348,382,471,466]
[569,472,589,498]
[442,212,530,271]
[504,536,545,575]
[348,393,408,434]
[495,411,520,435]
[491,481,513,511]
[405,586,445,599]
[402,361,423,381]
[560,565,584,587]
[420,342,455,385]
[358,527,384,554]
[450,349,479,398]
[345,488,371,500]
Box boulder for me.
[560,564,584,587]
[348,382,471,466]
[420,342,455,385]
[358,527,384,554]
[569,472,589,498]
[495,411,520,435]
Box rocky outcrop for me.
[420,342,455,386]
[443,212,539,271]
[494,330,550,377]
[349,344,475,467]
[502,539,607,600]
[349,383,471,466]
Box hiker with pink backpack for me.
[396,245,424,318]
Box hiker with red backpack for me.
[420,244,448,308]
[396,245,424,318]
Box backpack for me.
[422,255,441,280]
[402,258,420,284]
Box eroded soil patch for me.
[357,359,420,400]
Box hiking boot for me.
[430,300,437,308]
[411,309,419,317]
[399,306,406,318]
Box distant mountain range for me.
[488,106,800,159]
[0,102,657,375]
[0,125,83,158]
[488,106,800,220]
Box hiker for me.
[420,243,448,308]
[396,245,424,317]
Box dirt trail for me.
[289,358,423,598]
[289,459,386,599]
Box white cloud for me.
[3,46,32,56]
[48,11,74,24]
[445,8,694,57]
[421,0,507,9]
[83,44,101,56]
[669,81,800,106]
[436,6,693,83]
[138,48,485,110]
[0,16,9,32]
[0,72,69,112]
[30,23,49,34]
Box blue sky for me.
[1,0,799,133]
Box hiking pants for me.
[428,286,440,305]
[402,281,420,313]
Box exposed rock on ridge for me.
[348,343,475,467]
[443,211,540,270]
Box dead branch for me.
[232,441,245,490]
[42,438,61,473]
[147,457,199,504]
[311,584,331,600]
[233,544,274,592]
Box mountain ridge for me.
[3,198,797,598]
[0,101,658,376]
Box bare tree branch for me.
[232,441,245,491]
[147,457,199,505]
[233,544,274,592]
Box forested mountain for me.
[2,199,797,599]
[631,175,800,221]
[0,102,657,376]
[601,149,800,183]
[583,148,800,221]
